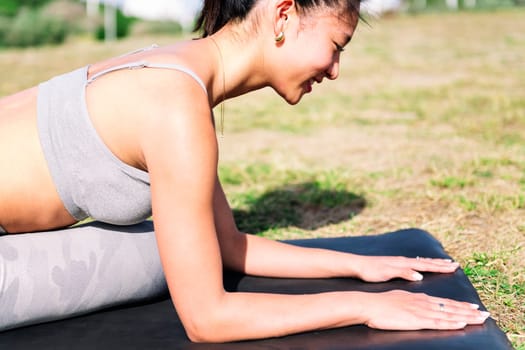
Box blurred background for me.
[0,1,523,348]
[0,0,523,47]
[0,0,201,47]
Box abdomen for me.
[0,87,76,233]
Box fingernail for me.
[443,259,453,262]
[480,311,490,319]
[456,322,467,328]
[413,272,423,281]
[470,304,480,309]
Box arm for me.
[213,178,462,282]
[142,75,487,343]
[142,81,365,341]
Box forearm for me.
[227,232,361,278]
[227,233,464,282]
[213,179,361,278]
[191,290,365,342]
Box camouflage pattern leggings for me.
[0,221,167,331]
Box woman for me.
[0,0,489,342]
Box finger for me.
[386,312,469,331]
[424,299,490,324]
[384,318,468,331]
[424,318,468,330]
[431,301,480,313]
[415,256,453,262]
[385,267,424,281]
[404,269,424,281]
[427,296,481,311]
[411,258,460,273]
[424,308,490,326]
[414,257,459,267]
[385,256,459,273]
[394,267,447,281]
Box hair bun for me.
[195,0,257,37]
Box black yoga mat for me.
[0,228,513,349]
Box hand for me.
[363,290,490,330]
[352,255,460,282]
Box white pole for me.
[446,0,459,9]
[86,0,99,33]
[104,3,117,42]
[86,0,99,18]
[464,0,477,8]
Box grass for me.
[1,8,524,348]
[464,250,525,344]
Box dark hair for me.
[194,0,363,37]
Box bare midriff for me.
[0,87,77,233]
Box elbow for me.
[183,305,233,343]
[179,288,240,343]
[186,329,211,343]
[185,318,226,343]
[187,333,220,344]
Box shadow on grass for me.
[232,182,366,234]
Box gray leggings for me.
[0,221,167,332]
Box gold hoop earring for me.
[275,31,285,42]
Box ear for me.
[273,0,295,37]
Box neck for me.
[206,27,270,107]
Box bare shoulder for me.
[138,62,217,180]
[139,64,210,120]
[138,65,215,152]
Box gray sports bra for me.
[37,45,208,225]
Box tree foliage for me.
[0,1,68,47]
[0,0,52,17]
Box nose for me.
[326,53,340,80]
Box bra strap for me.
[86,60,208,95]
[143,62,208,94]
[117,44,159,57]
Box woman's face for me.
[271,9,357,105]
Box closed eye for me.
[334,42,345,53]
[337,34,353,53]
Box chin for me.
[274,87,304,105]
[287,97,302,105]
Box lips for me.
[304,79,313,93]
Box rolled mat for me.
[0,228,513,349]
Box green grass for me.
[431,176,473,189]
[464,250,525,340]
[219,165,366,237]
